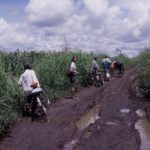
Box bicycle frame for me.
[24,87,49,120]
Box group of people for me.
[18,55,124,121]
[68,55,124,100]
[91,55,111,83]
[91,55,124,83]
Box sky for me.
[0,0,150,57]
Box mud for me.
[0,68,150,150]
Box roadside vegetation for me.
[0,50,135,138]
[0,66,23,137]
[137,49,150,99]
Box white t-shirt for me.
[91,60,99,72]
[18,69,40,93]
[102,58,111,64]
[70,62,77,73]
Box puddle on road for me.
[120,108,130,114]
[136,109,146,118]
[76,105,100,130]
[106,121,118,126]
[63,139,78,150]
[64,105,100,150]
[135,109,150,150]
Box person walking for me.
[18,64,40,121]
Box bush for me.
[0,67,23,137]
[138,49,150,99]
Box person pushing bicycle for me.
[18,64,40,121]
[101,55,111,81]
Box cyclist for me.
[91,56,99,85]
[101,55,111,81]
[18,64,40,121]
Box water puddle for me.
[135,109,150,150]
[106,121,118,126]
[120,108,130,114]
[136,109,146,118]
[76,105,100,130]
[64,105,100,150]
[63,139,78,150]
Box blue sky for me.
[0,0,29,22]
[0,0,150,57]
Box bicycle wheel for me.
[99,74,104,85]
[36,96,47,115]
[23,103,32,117]
[39,90,50,109]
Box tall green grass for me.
[0,66,23,137]
[0,51,47,76]
[137,49,150,99]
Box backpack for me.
[65,70,74,78]
[66,70,71,77]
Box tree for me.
[116,48,123,55]
[62,36,70,52]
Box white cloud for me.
[26,0,74,26]
[83,0,109,16]
[133,28,141,38]
[1,0,150,57]
[0,18,9,34]
[0,17,64,51]
[0,18,36,50]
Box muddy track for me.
[0,68,148,150]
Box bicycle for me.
[23,87,50,121]
[93,70,104,87]
[104,69,110,81]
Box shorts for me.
[70,75,77,84]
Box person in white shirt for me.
[101,55,112,81]
[18,65,40,95]
[18,64,40,121]
[91,57,99,84]
[101,55,112,70]
[69,56,78,100]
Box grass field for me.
[137,49,150,99]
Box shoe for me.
[73,96,79,100]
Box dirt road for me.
[0,68,149,150]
